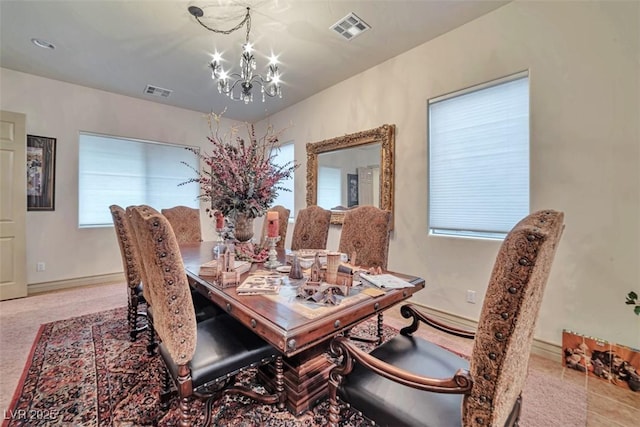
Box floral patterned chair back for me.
[338,205,392,269]
[109,204,146,339]
[161,205,202,244]
[464,210,565,426]
[125,205,153,307]
[291,205,332,250]
[260,205,290,249]
[327,210,565,427]
[130,205,197,364]
[129,204,284,425]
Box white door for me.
[0,111,27,300]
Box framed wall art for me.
[347,173,359,207]
[27,135,56,211]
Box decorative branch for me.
[180,111,298,220]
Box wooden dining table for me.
[180,241,426,415]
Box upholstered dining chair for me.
[327,210,565,427]
[338,205,392,344]
[161,205,202,244]
[160,205,222,320]
[122,205,161,355]
[130,205,285,425]
[290,205,332,250]
[125,205,223,355]
[338,205,392,270]
[260,205,290,249]
[109,204,147,341]
[157,204,207,333]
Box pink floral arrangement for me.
[235,242,269,263]
[182,112,297,219]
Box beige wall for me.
[1,0,638,349]
[262,0,640,348]
[0,68,242,285]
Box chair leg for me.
[178,397,191,427]
[328,395,341,427]
[346,312,384,345]
[176,365,194,427]
[147,321,157,356]
[328,360,345,427]
[220,359,284,406]
[160,366,173,411]
[128,289,138,341]
[328,336,357,427]
[505,394,522,427]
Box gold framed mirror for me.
[306,124,395,227]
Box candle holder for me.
[264,236,282,269]
[213,226,227,258]
[215,227,225,242]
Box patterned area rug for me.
[4,307,391,426]
[5,307,587,426]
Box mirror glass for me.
[316,144,381,209]
[306,124,395,227]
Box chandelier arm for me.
[192,7,250,35]
[263,87,279,97]
[225,72,244,79]
[249,77,278,97]
[226,78,245,92]
[250,75,267,85]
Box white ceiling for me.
[0,0,510,122]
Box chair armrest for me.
[399,304,476,339]
[329,336,472,394]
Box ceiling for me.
[0,0,509,122]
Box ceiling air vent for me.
[144,85,172,98]
[330,12,370,41]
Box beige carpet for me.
[0,282,126,415]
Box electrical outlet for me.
[466,290,476,304]
[36,262,45,272]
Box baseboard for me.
[408,301,562,361]
[28,273,125,295]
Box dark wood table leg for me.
[258,342,334,415]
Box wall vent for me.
[144,85,172,98]
[330,12,370,41]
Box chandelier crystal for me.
[188,6,283,104]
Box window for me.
[78,133,199,227]
[317,166,342,210]
[271,141,295,219]
[428,72,530,239]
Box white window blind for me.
[317,166,341,210]
[78,133,199,227]
[271,142,295,219]
[428,73,530,239]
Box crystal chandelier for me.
[188,6,282,104]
